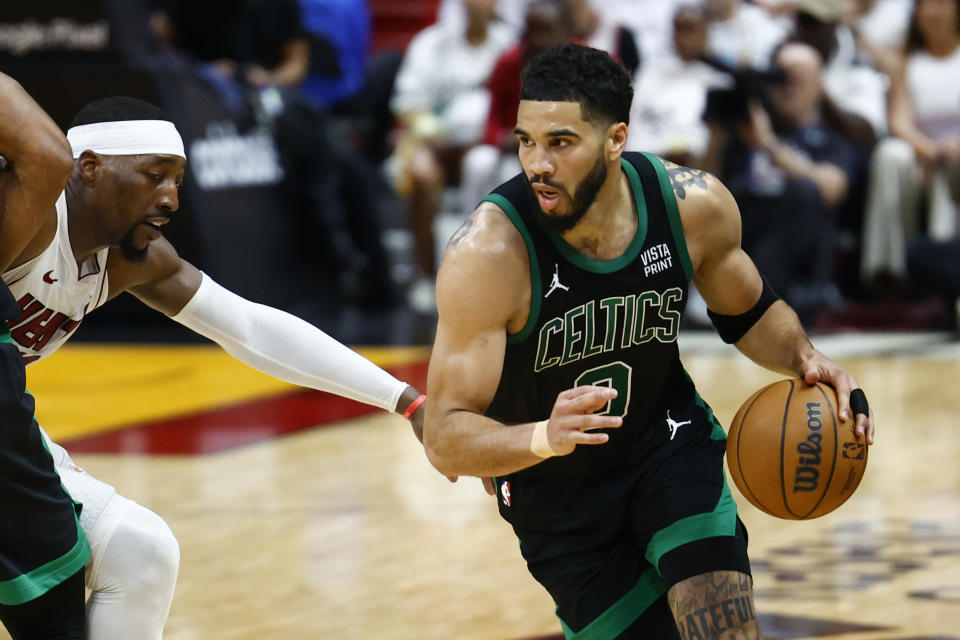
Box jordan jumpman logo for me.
[666,410,692,440]
[544,264,570,298]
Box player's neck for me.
[560,168,636,261]
[64,185,107,265]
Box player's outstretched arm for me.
[0,72,73,272]
[109,241,425,434]
[675,162,874,444]
[423,205,621,479]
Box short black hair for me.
[520,43,633,128]
[70,96,173,128]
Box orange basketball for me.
[726,380,868,520]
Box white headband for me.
[66,120,186,159]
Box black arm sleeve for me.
[706,275,780,344]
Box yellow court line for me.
[26,344,431,441]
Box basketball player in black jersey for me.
[0,72,88,639]
[424,44,875,639]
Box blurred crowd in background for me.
[5,0,960,337]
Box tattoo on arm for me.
[663,159,710,200]
[439,215,478,267]
[668,571,762,640]
[446,216,475,249]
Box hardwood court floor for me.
[4,333,960,639]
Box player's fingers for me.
[799,363,822,386]
[833,378,854,422]
[481,477,495,495]
[558,385,614,402]
[578,414,623,432]
[567,431,610,447]
[848,387,870,439]
[563,387,617,414]
[861,408,876,446]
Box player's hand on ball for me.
[547,386,623,455]
[798,357,875,445]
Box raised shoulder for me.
[660,158,712,202]
[437,200,531,336]
[659,158,741,277]
[659,158,763,315]
[443,200,526,262]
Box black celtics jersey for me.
[484,151,718,479]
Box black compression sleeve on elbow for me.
[706,275,780,344]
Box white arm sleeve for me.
[170,273,407,412]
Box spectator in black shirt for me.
[705,41,862,320]
[150,0,396,309]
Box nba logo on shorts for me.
[500,480,512,507]
[842,442,865,460]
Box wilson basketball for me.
[726,380,867,520]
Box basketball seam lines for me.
[801,384,839,519]
[736,389,774,516]
[781,380,796,518]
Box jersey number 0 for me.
[574,361,633,418]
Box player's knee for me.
[129,516,180,593]
[100,504,179,598]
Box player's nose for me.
[528,147,555,176]
[157,184,179,212]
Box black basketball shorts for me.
[0,321,89,605]
[495,409,751,639]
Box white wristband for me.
[530,420,558,458]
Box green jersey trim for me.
[483,193,542,345]
[0,411,91,605]
[640,152,694,281]
[0,519,89,605]
[645,476,738,571]
[683,370,727,441]
[558,567,667,640]
[545,157,649,274]
[0,325,11,344]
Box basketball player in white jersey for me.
[0,82,430,638]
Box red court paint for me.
[63,361,428,455]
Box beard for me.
[119,225,149,264]
[527,153,608,235]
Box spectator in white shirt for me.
[389,0,515,310]
[705,0,788,67]
[627,4,724,165]
[860,0,960,290]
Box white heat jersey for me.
[2,192,110,364]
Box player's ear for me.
[77,150,102,186]
[605,122,628,159]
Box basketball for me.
[726,380,868,520]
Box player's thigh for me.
[667,570,761,640]
[501,471,676,639]
[615,594,680,639]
